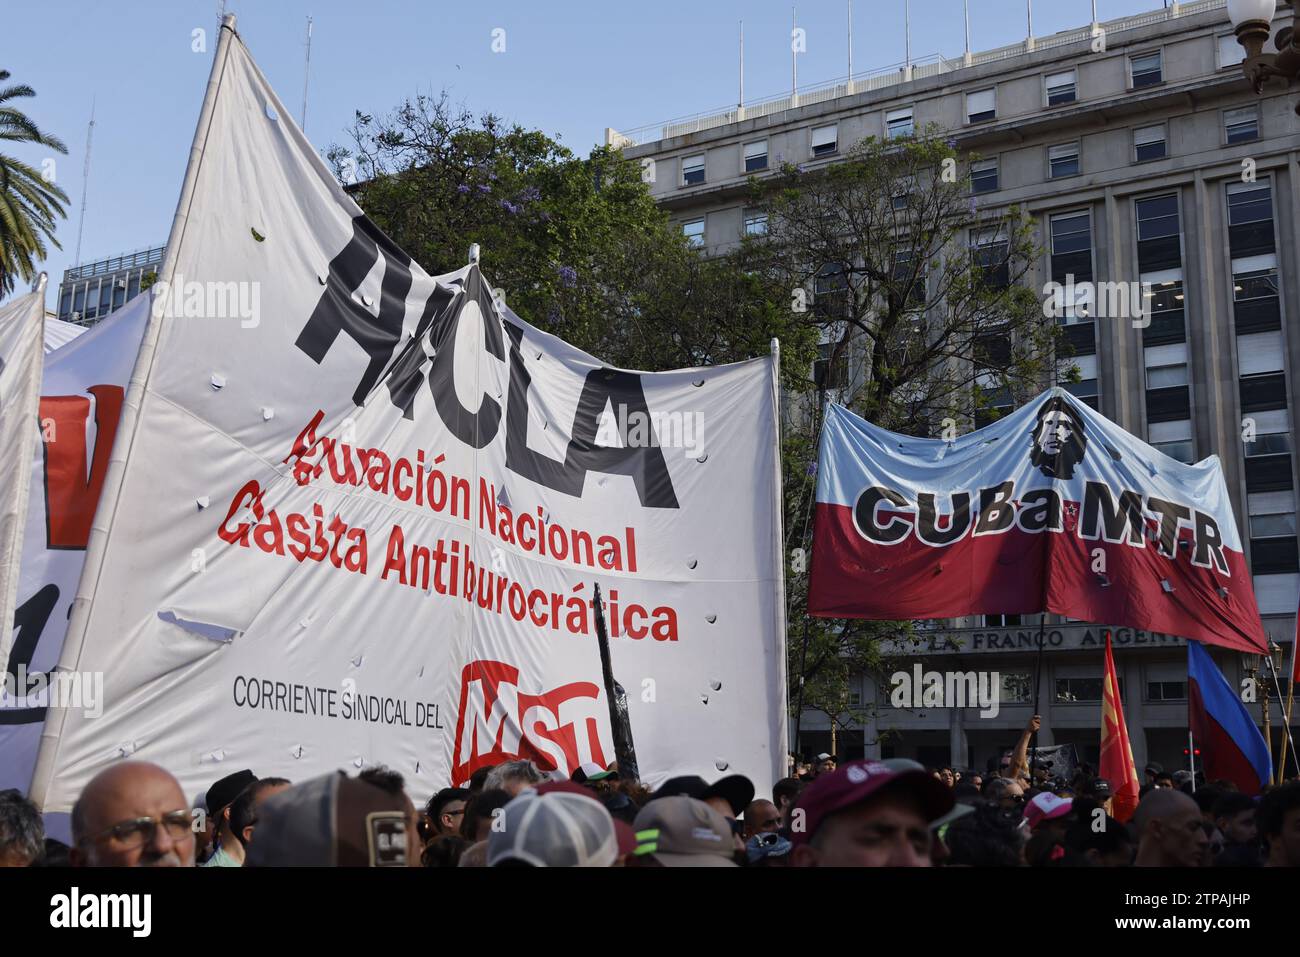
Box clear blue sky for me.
[7,0,1171,308]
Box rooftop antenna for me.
[792,6,799,100]
[73,99,95,268]
[301,16,313,131]
[739,20,744,110]
[847,1,853,79]
[905,0,913,78]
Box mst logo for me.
[451,661,609,785]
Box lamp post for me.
[1227,0,1300,103]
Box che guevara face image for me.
[1030,397,1087,480]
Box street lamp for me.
[1227,0,1300,98]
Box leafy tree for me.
[0,70,68,296]
[328,94,815,386]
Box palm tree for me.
[0,70,68,296]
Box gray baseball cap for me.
[633,796,738,867]
[487,790,617,867]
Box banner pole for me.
[28,13,239,809]
[1264,650,1297,784]
[1283,635,1299,779]
[770,338,789,786]
[1029,612,1045,782]
[592,582,639,785]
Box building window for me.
[1055,677,1107,703]
[1048,142,1080,179]
[1149,419,1193,464]
[811,124,838,158]
[1133,124,1167,162]
[1142,272,1186,346]
[1233,254,1281,334]
[1244,409,1292,492]
[1130,50,1163,88]
[743,140,768,173]
[743,209,768,236]
[1218,34,1247,69]
[886,108,914,140]
[1147,680,1187,702]
[682,218,704,247]
[970,158,998,194]
[1224,105,1259,144]
[1240,372,1288,413]
[1045,70,1077,106]
[966,88,996,123]
[1228,178,1276,259]
[971,227,1009,288]
[1050,210,1094,327]
[1145,362,1187,390]
[891,250,926,310]
[681,154,705,186]
[1001,673,1033,704]
[983,614,1023,628]
[1248,491,1299,574]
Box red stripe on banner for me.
[809,500,1267,654]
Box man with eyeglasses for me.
[70,762,196,867]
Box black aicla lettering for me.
[294,217,679,509]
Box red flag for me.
[1100,634,1140,822]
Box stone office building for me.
[611,0,1299,774]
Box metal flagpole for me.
[29,13,240,809]
[792,6,798,99]
[964,0,971,57]
[847,1,853,79]
[1187,728,1197,782]
[1282,631,1299,778]
[905,0,912,74]
[739,20,744,109]
[1030,612,1046,780]
[1265,650,1299,783]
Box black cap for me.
[206,769,257,815]
[1144,762,1164,776]
[652,774,755,817]
[1087,777,1112,799]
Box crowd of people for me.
[1,715,1297,867]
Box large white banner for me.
[32,30,786,812]
[0,293,149,795]
[0,282,47,675]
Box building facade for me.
[56,245,164,327]
[614,1,1299,775]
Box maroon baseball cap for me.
[790,759,955,846]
